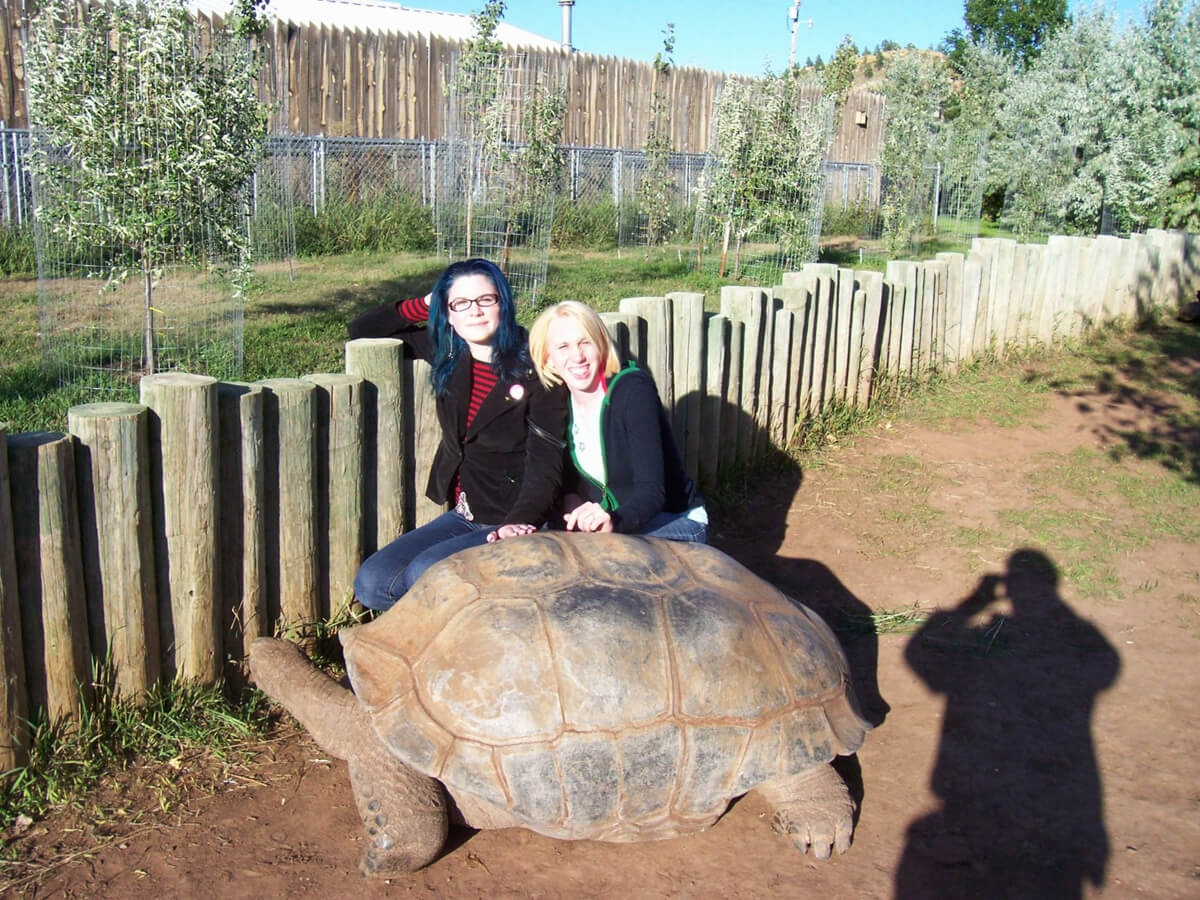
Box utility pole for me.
[788,1,814,69]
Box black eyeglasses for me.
[447,294,500,312]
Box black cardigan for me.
[348,300,568,526]
[564,364,702,534]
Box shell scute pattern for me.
[667,586,793,721]
[344,533,866,839]
[542,582,671,729]
[558,734,622,828]
[500,747,561,823]
[415,599,561,745]
[676,725,753,817]
[440,739,507,809]
[617,723,682,822]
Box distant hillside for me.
[795,47,949,92]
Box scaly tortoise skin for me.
[250,532,871,877]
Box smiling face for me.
[446,273,502,359]
[545,315,605,397]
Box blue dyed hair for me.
[427,258,530,397]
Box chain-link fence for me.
[2,127,984,282]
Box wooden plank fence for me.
[0,227,1197,771]
[0,0,884,159]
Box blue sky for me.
[413,1,1149,76]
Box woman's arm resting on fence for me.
[347,294,431,339]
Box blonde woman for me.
[528,301,707,542]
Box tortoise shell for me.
[341,532,869,842]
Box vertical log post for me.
[217,383,266,674]
[1002,246,1029,349]
[0,425,27,771]
[1015,245,1044,347]
[303,374,365,620]
[701,314,730,490]
[845,285,867,408]
[776,285,810,434]
[68,402,159,699]
[721,320,744,476]
[140,372,220,684]
[770,307,795,445]
[834,269,855,401]
[987,238,1017,352]
[720,286,769,463]
[926,260,948,371]
[858,275,887,407]
[808,278,834,417]
[667,291,705,483]
[617,296,674,414]
[8,432,91,719]
[405,358,443,528]
[345,338,408,556]
[599,312,636,364]
[961,257,985,362]
[258,378,319,639]
[936,252,965,371]
[1048,238,1072,345]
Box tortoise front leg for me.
[347,739,449,877]
[754,764,856,859]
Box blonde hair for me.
[528,301,622,390]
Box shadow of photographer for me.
[896,549,1120,899]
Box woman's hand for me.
[563,501,613,533]
[487,523,537,543]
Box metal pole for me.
[13,131,24,228]
[311,137,319,215]
[933,161,941,231]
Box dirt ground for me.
[5,342,1199,899]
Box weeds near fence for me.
[0,226,35,276]
[0,658,270,831]
[293,195,435,257]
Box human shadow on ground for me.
[895,549,1120,900]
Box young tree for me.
[823,35,859,108]
[1140,0,1200,229]
[440,0,564,298]
[878,53,950,254]
[24,0,266,377]
[990,8,1177,237]
[640,24,677,245]
[695,72,833,280]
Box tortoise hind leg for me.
[754,764,856,860]
[347,736,449,877]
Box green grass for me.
[0,660,270,831]
[838,604,929,637]
[0,250,740,433]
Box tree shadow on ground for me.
[896,549,1119,900]
[1042,319,1200,484]
[250,264,447,322]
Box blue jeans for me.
[354,511,495,611]
[639,509,708,544]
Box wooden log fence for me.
[0,228,1197,765]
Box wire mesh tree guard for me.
[436,48,565,309]
[692,75,835,285]
[24,0,266,395]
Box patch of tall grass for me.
[0,659,269,829]
[294,195,435,257]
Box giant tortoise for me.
[249,532,872,877]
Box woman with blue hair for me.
[348,259,568,611]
